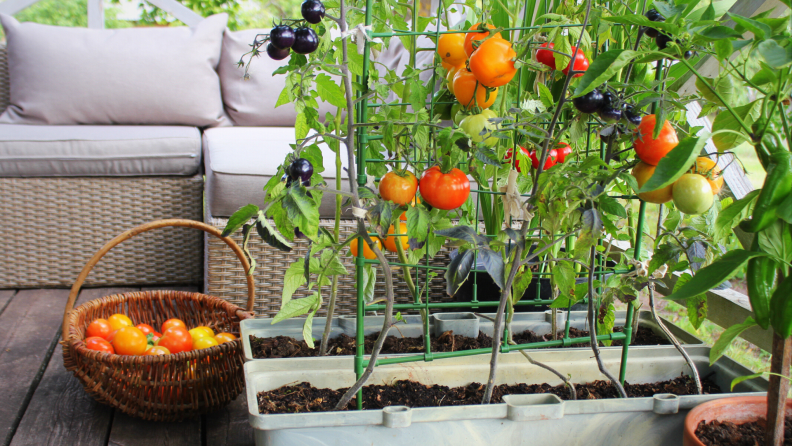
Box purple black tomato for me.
[573,88,605,114]
[656,33,673,50]
[301,0,326,24]
[267,43,291,60]
[598,91,622,122]
[643,9,664,38]
[289,158,314,185]
[622,104,642,126]
[292,27,319,54]
[270,25,296,49]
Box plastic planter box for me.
[245,346,765,446]
[241,310,703,362]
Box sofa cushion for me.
[0,14,229,127]
[204,126,350,218]
[0,124,202,177]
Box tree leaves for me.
[222,204,259,237]
[639,136,706,193]
[664,250,768,301]
[573,49,640,98]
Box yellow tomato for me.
[107,314,133,331]
[215,333,236,344]
[189,327,211,340]
[437,33,467,66]
[144,346,171,356]
[193,336,220,350]
[195,326,215,337]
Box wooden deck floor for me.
[0,286,253,446]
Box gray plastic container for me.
[246,345,765,446]
[242,310,704,362]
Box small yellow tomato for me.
[195,326,215,337]
[189,327,211,340]
[107,314,133,331]
[193,336,220,350]
[214,333,236,344]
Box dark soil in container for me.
[257,375,720,414]
[250,325,669,359]
[695,416,792,446]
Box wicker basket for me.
[62,220,255,422]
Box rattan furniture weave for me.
[0,45,204,289]
[206,217,455,316]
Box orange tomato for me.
[384,222,409,253]
[157,327,193,354]
[349,237,382,260]
[214,333,236,344]
[690,157,723,194]
[469,38,517,88]
[437,32,467,66]
[464,23,502,56]
[85,336,115,354]
[631,161,673,204]
[112,326,148,355]
[634,114,679,166]
[86,318,113,340]
[107,314,133,331]
[379,171,418,205]
[144,345,171,356]
[453,68,497,109]
[193,336,220,350]
[441,61,455,71]
[400,196,421,221]
[446,65,463,95]
[161,318,187,334]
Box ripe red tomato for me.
[157,327,193,354]
[634,114,679,166]
[85,336,115,354]
[536,42,555,68]
[561,46,589,78]
[504,146,531,172]
[419,166,471,211]
[529,149,558,170]
[555,142,573,163]
[161,318,186,334]
[379,171,418,205]
[135,324,162,338]
[112,326,148,355]
[86,318,113,340]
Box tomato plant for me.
[157,327,193,354]
[672,174,714,215]
[86,318,113,340]
[437,33,467,66]
[631,161,672,204]
[384,222,409,253]
[379,171,418,205]
[85,336,114,354]
[690,157,723,194]
[419,166,470,210]
[107,314,132,331]
[469,38,517,88]
[634,114,678,166]
[460,110,498,146]
[112,326,148,355]
[504,146,531,172]
[349,237,382,259]
[453,69,498,110]
[464,23,502,56]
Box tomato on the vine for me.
[86,318,113,340]
[631,161,673,204]
[453,69,497,109]
[672,173,714,215]
[85,336,115,354]
[437,33,467,66]
[108,314,132,331]
[460,109,498,146]
[561,46,589,78]
[464,23,502,56]
[690,157,723,194]
[504,146,531,172]
[469,38,517,88]
[384,222,409,253]
[528,149,558,170]
[399,196,421,221]
[446,65,462,95]
[379,171,418,205]
[634,114,678,166]
[349,237,382,260]
[419,166,471,210]
[555,142,573,163]
[157,327,193,354]
[112,326,148,355]
[536,42,555,68]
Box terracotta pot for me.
[683,395,792,446]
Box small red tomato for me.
[562,46,589,78]
[85,336,115,354]
[86,318,113,340]
[504,146,532,173]
[161,318,186,334]
[536,42,555,68]
[136,324,162,338]
[157,327,193,354]
[555,142,573,163]
[529,149,558,170]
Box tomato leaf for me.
[598,195,628,218]
[256,217,293,253]
[478,248,505,290]
[273,292,320,324]
[712,101,759,151]
[445,249,475,296]
[435,225,489,247]
[406,205,431,243]
[573,49,639,98]
[222,204,259,237]
[511,266,532,305]
[710,316,757,364]
[730,373,765,391]
[354,264,377,303]
[758,40,792,69]
[639,136,705,193]
[282,185,320,239]
[664,250,768,302]
[713,190,759,241]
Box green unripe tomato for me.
[672,173,714,215]
[453,108,466,126]
[460,111,498,146]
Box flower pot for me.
[246,345,766,446]
[432,312,479,338]
[683,395,792,446]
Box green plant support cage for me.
[351,0,653,410]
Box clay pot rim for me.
[683,395,792,446]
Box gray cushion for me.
[203,126,350,218]
[0,13,229,127]
[0,124,201,177]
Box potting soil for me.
[695,417,792,446]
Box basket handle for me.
[63,219,256,340]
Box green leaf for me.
[282,261,307,306]
[758,220,792,264]
[730,373,765,391]
[445,249,475,296]
[758,40,792,69]
[599,195,627,218]
[255,218,293,252]
[696,74,735,109]
[222,204,259,237]
[751,67,778,87]
[712,101,758,151]
[728,13,771,41]
[274,84,292,108]
[314,73,346,108]
[664,250,768,301]
[273,292,320,324]
[302,310,316,348]
[300,144,325,175]
[537,83,554,109]
[282,185,320,239]
[597,301,616,346]
[573,49,639,98]
[319,249,349,276]
[355,264,377,303]
[435,226,489,246]
[552,261,576,300]
[639,136,706,193]
[777,194,792,224]
[710,317,757,365]
[698,26,744,40]
[714,39,733,61]
[553,32,572,71]
[770,275,792,338]
[681,283,708,330]
[295,112,309,140]
[512,267,533,305]
[714,190,759,241]
[406,205,430,243]
[602,14,679,35]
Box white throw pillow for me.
[0,13,229,127]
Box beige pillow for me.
[0,13,229,127]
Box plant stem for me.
[766,334,792,446]
[648,286,701,394]
[587,245,628,398]
[678,57,752,135]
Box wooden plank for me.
[87,0,104,29]
[0,0,42,15]
[145,0,204,26]
[205,397,254,446]
[0,289,71,446]
[107,284,203,446]
[9,288,137,446]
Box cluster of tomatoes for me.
[505,142,573,172]
[535,42,589,78]
[630,114,722,214]
[265,0,325,60]
[83,314,236,356]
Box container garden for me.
[683,396,792,446]
[242,310,704,362]
[245,345,766,446]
